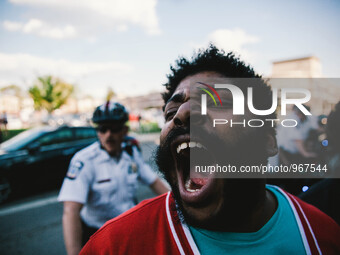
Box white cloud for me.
[0,52,133,97]
[3,20,22,31]
[193,28,260,64]
[22,19,42,33]
[116,24,128,32]
[7,0,160,37]
[209,29,260,52]
[3,19,77,39]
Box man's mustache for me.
[160,127,189,150]
[105,139,116,143]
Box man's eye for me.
[165,110,176,121]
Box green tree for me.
[29,76,74,114]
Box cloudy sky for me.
[0,0,339,98]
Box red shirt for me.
[81,188,340,255]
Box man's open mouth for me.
[171,135,216,204]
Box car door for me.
[24,128,74,191]
[33,127,97,189]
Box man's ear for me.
[266,133,278,157]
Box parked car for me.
[0,125,97,203]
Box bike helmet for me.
[92,101,129,124]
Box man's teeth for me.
[185,179,200,193]
[176,141,205,154]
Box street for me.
[0,135,162,255]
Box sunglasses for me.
[96,125,124,133]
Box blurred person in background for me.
[58,101,169,255]
[299,101,340,225]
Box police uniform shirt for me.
[58,141,157,229]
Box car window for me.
[75,128,97,140]
[37,129,74,146]
[1,127,52,151]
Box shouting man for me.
[81,46,340,254]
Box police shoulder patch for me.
[66,160,84,180]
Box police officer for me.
[58,102,169,255]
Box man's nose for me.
[173,101,202,127]
[173,102,190,127]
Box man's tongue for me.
[184,177,208,192]
[191,178,208,186]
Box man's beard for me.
[154,126,269,230]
